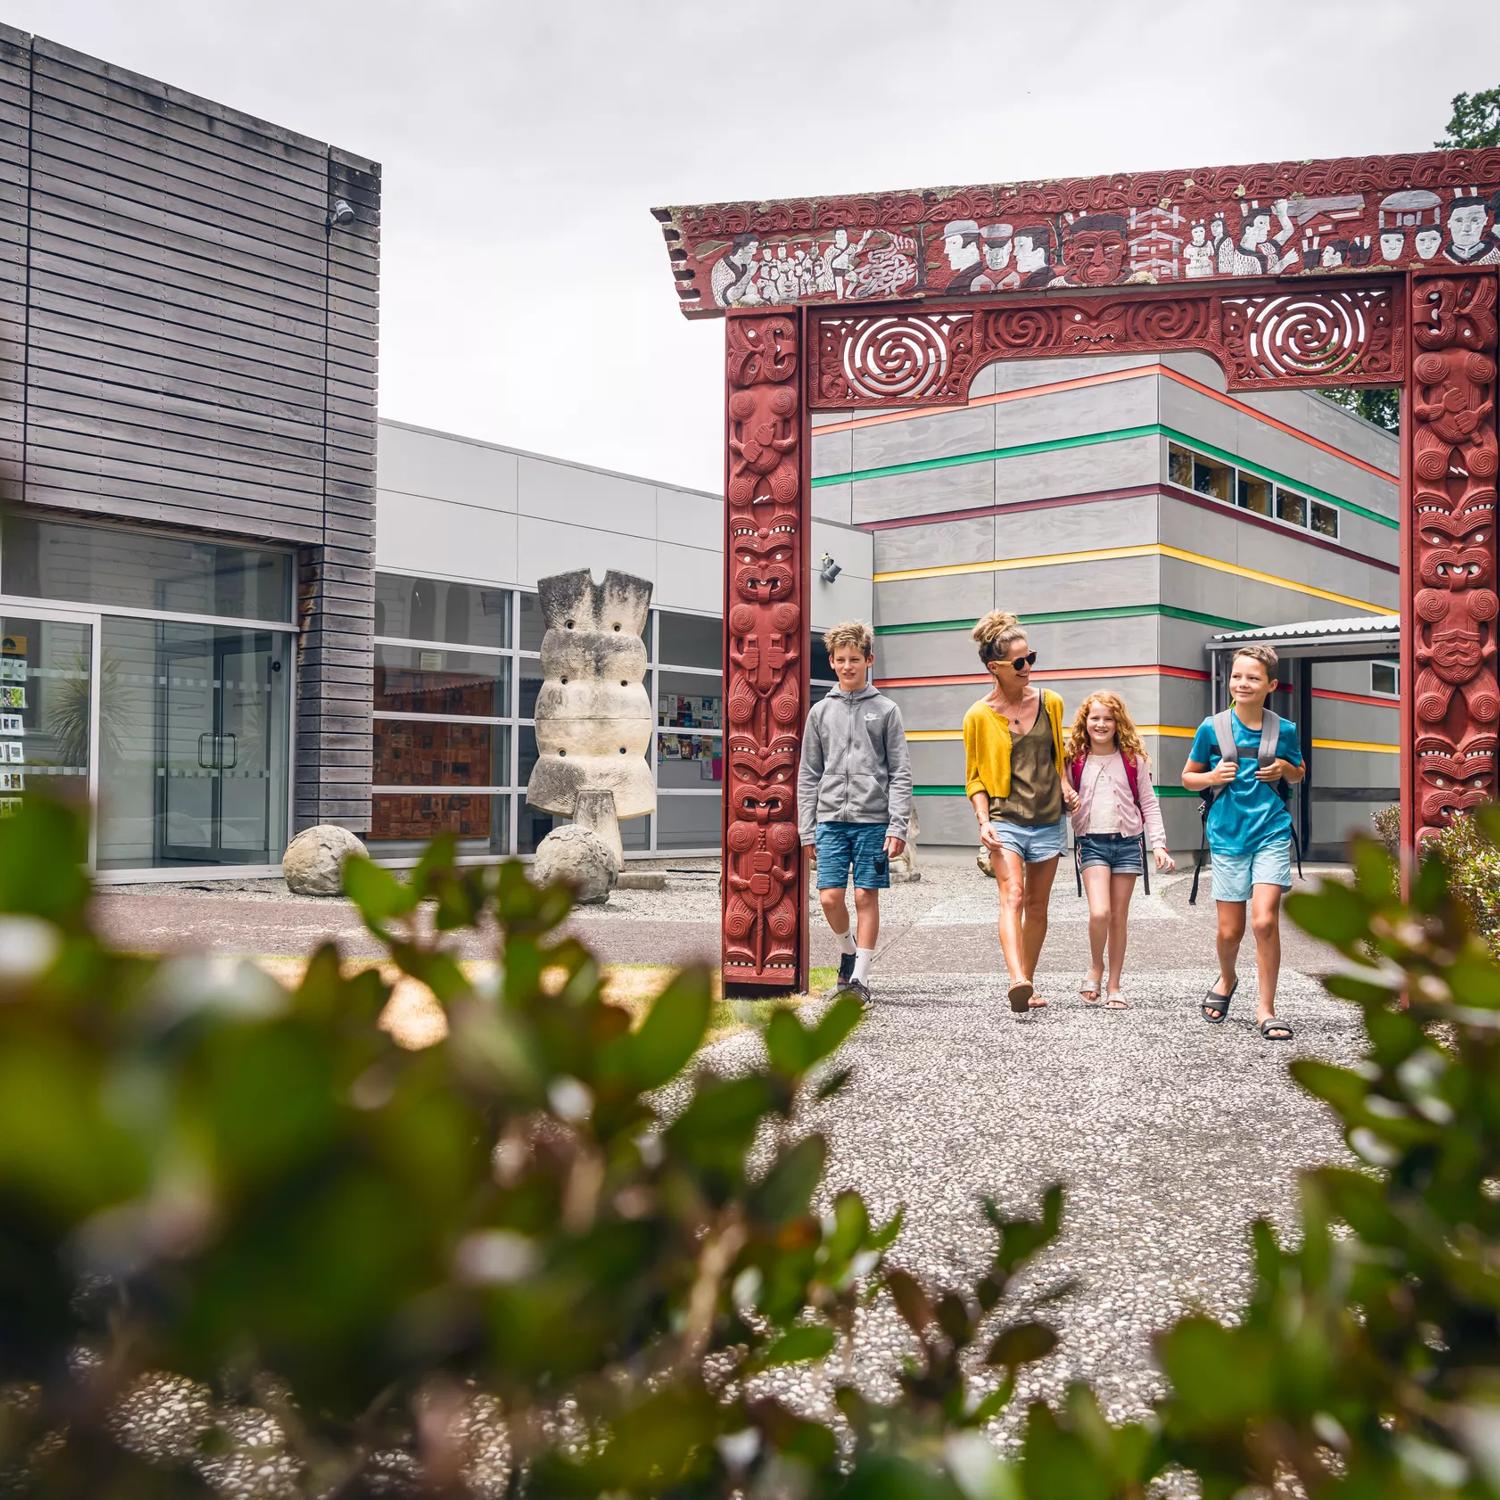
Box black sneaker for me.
[846,978,873,1007]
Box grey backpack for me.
[1187,709,1301,905]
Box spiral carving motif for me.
[811,283,1403,410]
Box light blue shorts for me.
[1210,839,1293,903]
[990,815,1068,865]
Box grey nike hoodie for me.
[797,685,913,845]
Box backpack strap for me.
[1188,795,1210,905]
[1257,710,1282,767]
[1069,754,1085,791]
[1122,753,1143,811]
[1213,708,1238,764]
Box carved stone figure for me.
[533,824,618,904]
[525,569,654,877]
[889,804,920,883]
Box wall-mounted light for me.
[818,553,842,583]
[327,198,356,229]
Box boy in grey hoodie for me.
[797,620,913,1003]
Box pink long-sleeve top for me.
[1068,751,1168,849]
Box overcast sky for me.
[8,1,1500,492]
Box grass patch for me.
[246,957,828,1049]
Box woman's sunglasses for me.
[993,651,1038,670]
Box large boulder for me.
[283,824,368,897]
[534,825,617,904]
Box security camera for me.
[327,198,356,228]
[819,554,842,583]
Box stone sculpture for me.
[525,569,655,898]
[889,805,920,883]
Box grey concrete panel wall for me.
[993,493,1157,561]
[375,491,518,584]
[977,353,1158,396]
[1235,386,1399,477]
[0,29,382,838]
[875,572,996,629]
[851,404,995,472]
[907,740,965,787]
[379,423,519,510]
[812,423,852,480]
[915,794,982,845]
[875,613,1160,681]
[872,515,994,574]
[811,480,853,525]
[992,436,1161,505]
[855,460,995,523]
[989,377,1159,451]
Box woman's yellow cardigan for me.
[962,690,1068,802]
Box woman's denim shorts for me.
[1078,831,1144,875]
[990,815,1068,864]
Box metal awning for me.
[1206,615,1399,662]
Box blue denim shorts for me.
[1210,838,1293,903]
[815,820,889,890]
[1078,831,1144,875]
[990,815,1067,864]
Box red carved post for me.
[722,311,810,994]
[1405,272,1499,852]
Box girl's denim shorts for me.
[1077,831,1144,875]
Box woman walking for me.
[963,611,1077,1013]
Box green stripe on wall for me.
[876,603,1254,636]
[915,783,1198,799]
[813,423,1398,531]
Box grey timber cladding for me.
[0,25,381,835]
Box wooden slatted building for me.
[0,25,379,874]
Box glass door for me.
[97,618,291,871]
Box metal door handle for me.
[198,732,215,768]
[221,733,237,769]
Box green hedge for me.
[1,798,1498,1497]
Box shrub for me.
[2,797,1498,1497]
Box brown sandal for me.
[1007,979,1034,1013]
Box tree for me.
[1437,86,1500,149]
[1320,84,1500,435]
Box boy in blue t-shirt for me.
[1182,644,1305,1041]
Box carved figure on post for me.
[1416,731,1497,842]
[723,732,800,974]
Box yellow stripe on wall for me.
[872,542,1397,618]
[906,725,1395,753]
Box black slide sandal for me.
[1201,978,1237,1023]
[1259,1016,1293,1041]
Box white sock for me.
[835,928,856,956]
[852,947,874,984]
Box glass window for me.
[518,656,544,720]
[374,719,510,788]
[658,611,717,668]
[810,634,834,685]
[519,723,540,786]
[1193,456,1231,502]
[2,515,292,622]
[516,802,649,856]
[97,618,292,871]
[0,616,92,818]
[1371,661,1399,696]
[1237,475,1273,516]
[375,646,509,717]
[657,670,722,730]
[518,592,545,653]
[657,732,723,791]
[657,795,720,851]
[1167,444,1194,488]
[369,792,511,857]
[1276,488,1308,528]
[1310,500,1339,538]
[375,574,509,648]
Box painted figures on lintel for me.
[690,180,1500,313]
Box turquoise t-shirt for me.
[1188,710,1303,857]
